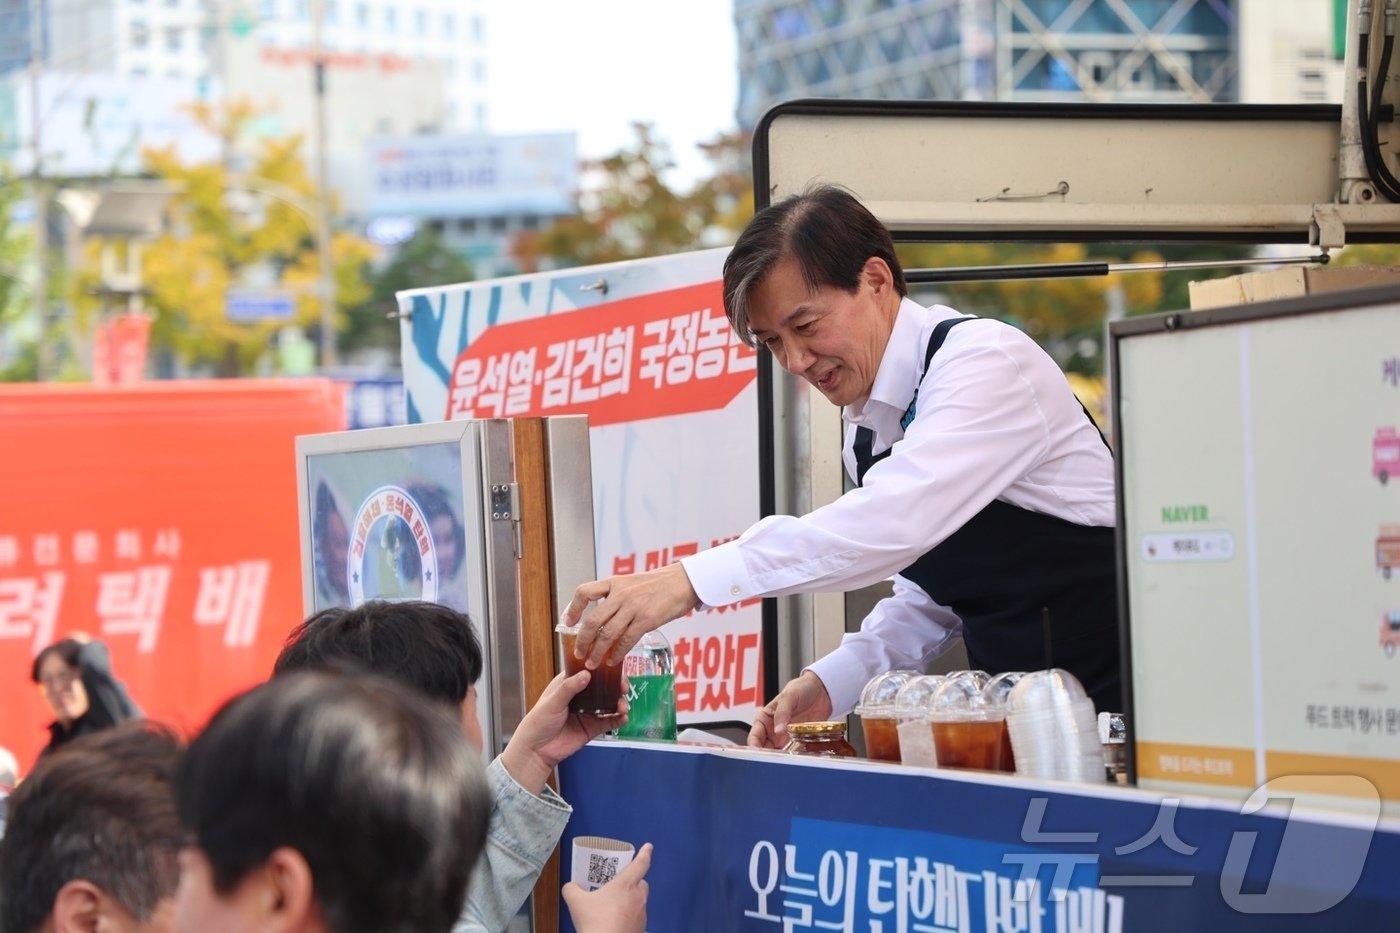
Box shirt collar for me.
[845,297,925,427]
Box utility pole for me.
[29,0,48,381]
[310,0,337,369]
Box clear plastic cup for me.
[892,674,945,768]
[557,616,625,717]
[855,670,916,762]
[930,675,1005,771]
[983,672,1026,774]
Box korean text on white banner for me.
[398,248,762,726]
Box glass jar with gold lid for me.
[783,721,857,758]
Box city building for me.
[734,0,1346,130]
[1,0,573,280]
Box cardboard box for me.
[1188,265,1400,310]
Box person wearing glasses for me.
[30,634,142,761]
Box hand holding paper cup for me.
[570,835,637,892]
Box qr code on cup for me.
[587,853,620,887]
[572,836,636,891]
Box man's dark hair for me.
[177,671,491,933]
[722,184,908,347]
[0,722,183,933]
[273,600,483,705]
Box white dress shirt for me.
[681,298,1116,716]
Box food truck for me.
[382,9,1400,925]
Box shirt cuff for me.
[805,649,877,719]
[680,540,757,608]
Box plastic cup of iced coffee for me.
[557,615,625,717]
[930,673,1006,771]
[891,674,946,768]
[983,671,1025,774]
[855,671,916,763]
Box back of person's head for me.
[0,722,182,933]
[176,670,491,933]
[272,600,483,705]
[722,184,907,347]
[29,638,82,684]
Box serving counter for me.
[557,740,1398,932]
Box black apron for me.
[852,317,1122,713]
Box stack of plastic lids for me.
[892,674,945,767]
[855,671,917,762]
[1006,669,1105,783]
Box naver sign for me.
[226,290,296,322]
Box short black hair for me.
[178,671,491,933]
[272,600,483,705]
[722,184,908,347]
[0,722,183,933]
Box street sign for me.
[226,290,297,322]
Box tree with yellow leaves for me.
[70,101,374,377]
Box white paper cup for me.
[570,836,636,891]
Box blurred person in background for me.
[30,633,143,761]
[0,721,183,933]
[273,600,650,933]
[174,671,491,933]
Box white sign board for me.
[367,132,577,218]
[1,73,220,176]
[1114,286,1400,812]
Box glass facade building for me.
[735,0,1242,129]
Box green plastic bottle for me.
[616,630,677,741]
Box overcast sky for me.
[482,0,739,189]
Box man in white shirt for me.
[564,185,1120,748]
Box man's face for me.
[173,848,258,933]
[747,256,896,408]
[430,514,459,575]
[37,654,89,724]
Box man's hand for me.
[498,670,627,796]
[561,842,652,933]
[748,671,834,749]
[562,564,699,668]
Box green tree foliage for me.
[70,101,375,376]
[344,227,475,356]
[0,166,36,380]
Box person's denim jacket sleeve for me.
[452,755,572,933]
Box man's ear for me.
[863,256,894,295]
[260,847,324,932]
[50,879,101,931]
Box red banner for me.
[445,282,756,425]
[0,380,345,771]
